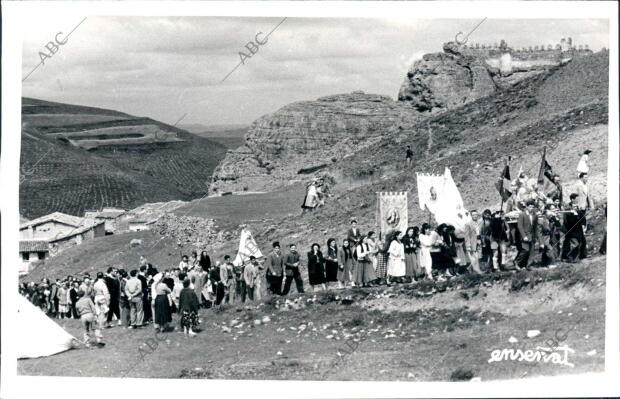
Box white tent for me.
[17,295,77,359]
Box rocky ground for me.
[19,256,606,380]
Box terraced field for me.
[20,98,227,219]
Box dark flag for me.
[537,147,556,185]
[495,160,512,202]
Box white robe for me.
[387,240,406,277]
[418,233,433,276]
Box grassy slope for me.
[20,98,228,219]
[19,257,606,380]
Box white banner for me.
[376,192,408,239]
[416,167,470,229]
[233,228,263,266]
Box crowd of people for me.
[20,155,605,349]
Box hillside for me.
[18,38,610,383]
[28,50,610,283]
[20,98,228,219]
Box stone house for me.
[20,212,85,241]
[19,240,49,274]
[83,207,126,234]
[48,221,106,253]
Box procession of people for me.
[19,148,604,349]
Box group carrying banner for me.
[416,167,471,230]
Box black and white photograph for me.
[1,2,619,398]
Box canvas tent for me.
[17,295,77,359]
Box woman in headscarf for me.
[307,243,326,291]
[354,235,376,287]
[402,227,419,282]
[387,231,406,285]
[337,239,354,288]
[324,238,339,289]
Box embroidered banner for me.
[376,192,408,239]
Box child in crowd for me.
[75,290,105,348]
[178,279,200,336]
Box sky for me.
[21,17,609,126]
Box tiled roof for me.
[49,221,105,242]
[20,212,84,229]
[19,240,49,252]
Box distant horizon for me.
[22,17,609,126]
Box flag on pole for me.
[495,160,512,201]
[233,228,263,266]
[537,147,556,185]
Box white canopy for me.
[17,295,77,359]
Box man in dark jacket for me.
[138,265,151,324]
[347,219,363,247]
[281,244,304,295]
[264,241,284,296]
[563,193,585,263]
[105,267,122,326]
[515,200,537,269]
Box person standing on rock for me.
[264,242,284,296]
[307,243,327,292]
[301,180,319,212]
[282,244,304,295]
[576,149,591,176]
[405,145,414,167]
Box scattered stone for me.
[277,351,283,356]
[262,316,271,323]
[129,239,142,247]
[509,336,518,343]
[407,372,415,378]
[253,319,262,326]
[222,326,231,333]
[527,330,541,338]
[587,350,597,356]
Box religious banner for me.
[416,167,470,229]
[233,228,264,266]
[376,192,408,240]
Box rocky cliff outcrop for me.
[211,92,422,193]
[397,41,577,112]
